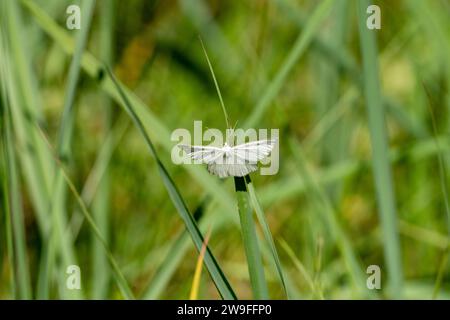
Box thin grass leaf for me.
[178,0,242,79]
[106,67,237,300]
[246,181,288,298]
[90,0,115,299]
[45,0,96,299]
[199,37,230,130]
[358,0,403,297]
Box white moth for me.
[178,139,276,178]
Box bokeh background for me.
[0,0,449,299]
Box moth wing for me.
[232,139,275,163]
[178,144,224,164]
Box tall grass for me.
[358,0,403,297]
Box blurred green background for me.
[0,0,449,299]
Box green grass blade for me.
[358,0,403,297]
[199,37,230,130]
[246,180,288,298]
[56,0,96,154]
[90,0,115,299]
[106,67,237,300]
[234,176,268,299]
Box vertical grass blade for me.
[234,176,269,299]
[46,0,96,299]
[91,0,115,299]
[358,0,403,297]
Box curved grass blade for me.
[106,67,237,300]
